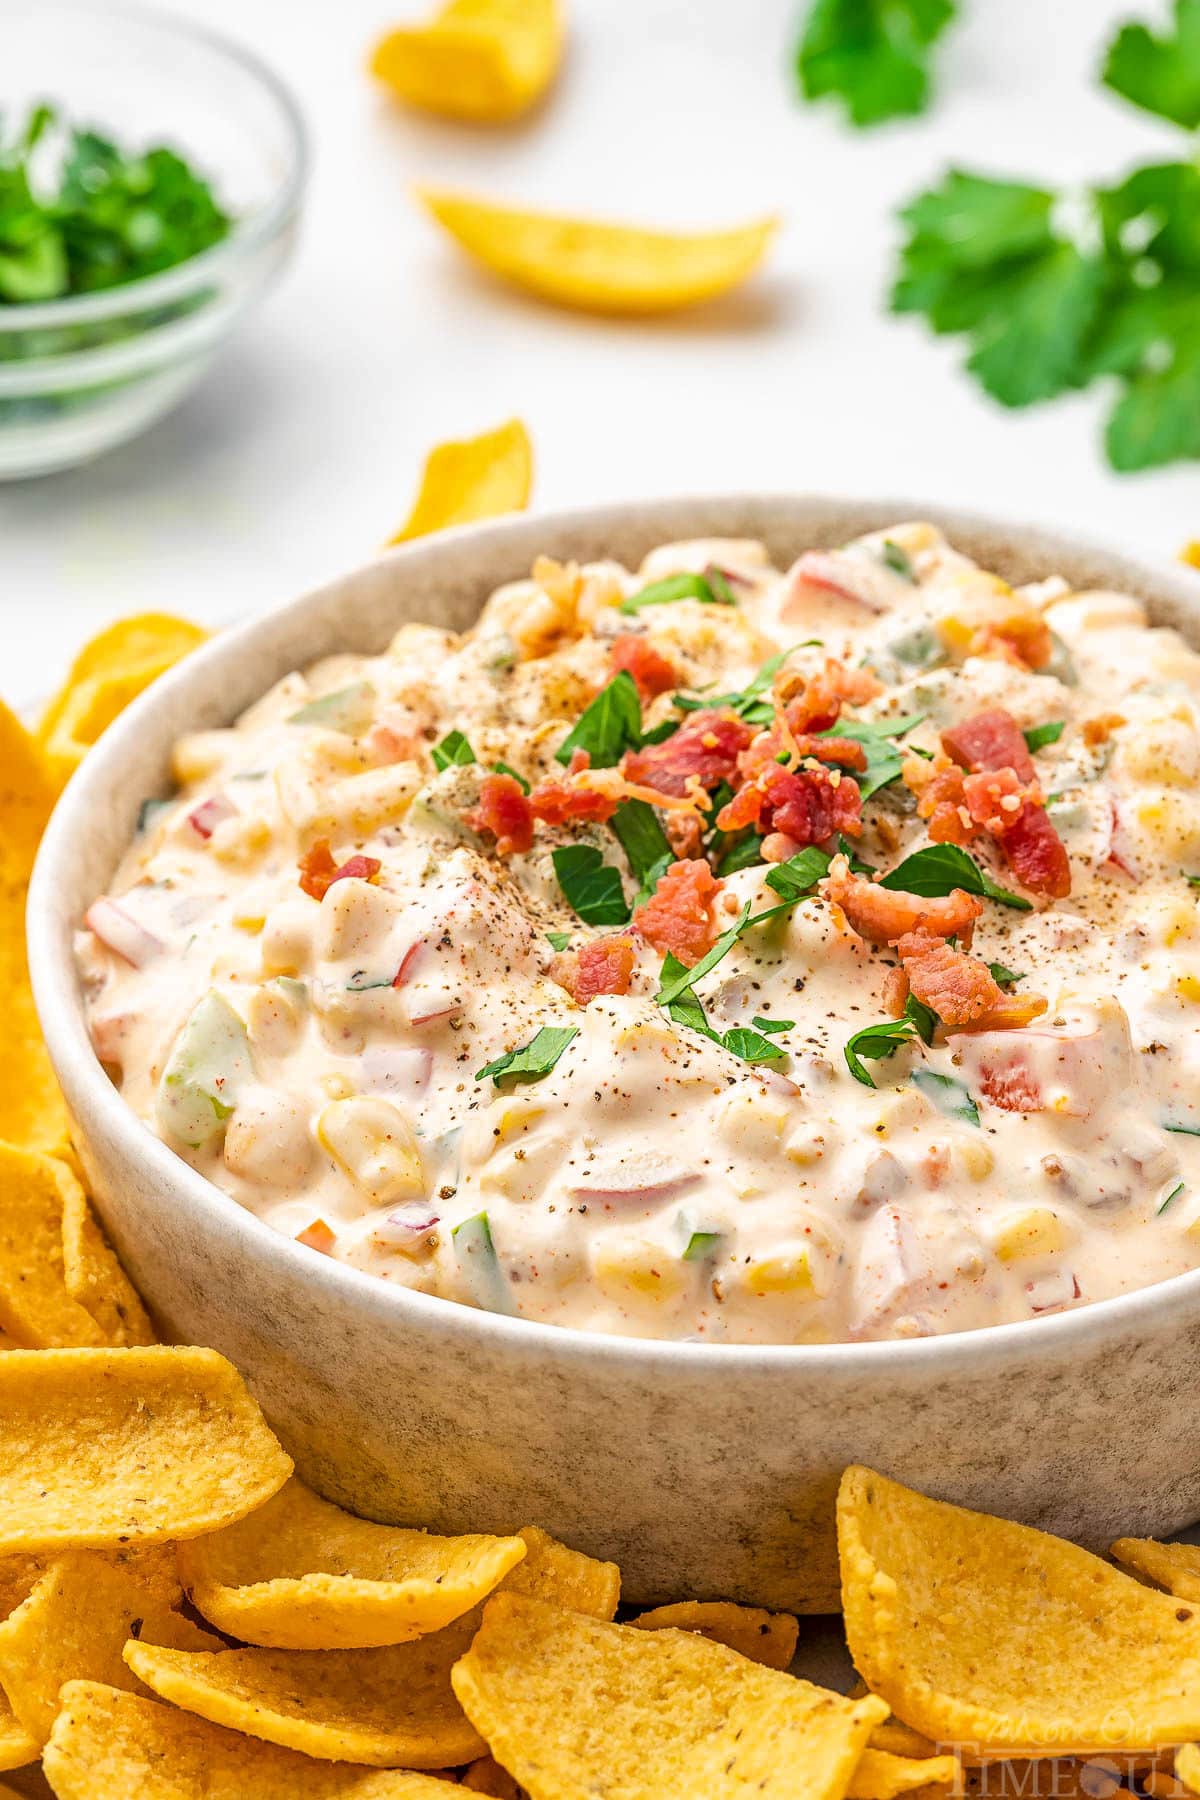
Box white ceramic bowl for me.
[28,496,1200,1610]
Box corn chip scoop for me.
[42,1681,462,1798]
[450,1589,888,1800]
[499,1526,619,1620]
[1111,1538,1200,1604]
[57,1180,155,1347]
[415,189,778,315]
[123,1619,485,1769]
[846,1748,958,1799]
[0,1348,292,1555]
[371,0,562,123]
[0,1149,105,1350]
[628,1598,799,1671]
[838,1466,1200,1757]
[0,1547,218,1748]
[388,418,532,545]
[177,1477,528,1650]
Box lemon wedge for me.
[371,0,562,124]
[388,418,533,545]
[415,187,779,315]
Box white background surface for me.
[2,0,1197,706]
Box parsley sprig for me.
[794,0,958,128]
[892,4,1200,471]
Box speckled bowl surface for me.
[28,495,1200,1610]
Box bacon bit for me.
[528,771,618,828]
[633,858,722,966]
[666,810,703,858]
[464,773,534,856]
[1002,801,1072,899]
[296,1218,336,1255]
[962,766,1039,834]
[780,658,882,736]
[716,762,861,847]
[621,709,753,799]
[941,708,1035,783]
[608,633,678,700]
[968,617,1053,671]
[1083,712,1125,747]
[897,931,1050,1030]
[903,755,974,846]
[551,938,636,1005]
[298,840,383,901]
[824,859,982,946]
[364,712,424,766]
[882,964,910,1018]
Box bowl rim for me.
[0,0,309,333]
[29,490,1200,1380]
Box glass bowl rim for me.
[0,0,310,332]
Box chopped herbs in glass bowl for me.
[0,2,307,478]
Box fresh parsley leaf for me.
[610,799,672,884]
[545,930,572,951]
[716,833,766,876]
[556,671,642,768]
[818,712,926,798]
[911,1067,981,1126]
[656,905,753,1007]
[904,992,939,1045]
[1023,720,1065,753]
[476,1025,578,1084]
[795,0,957,127]
[552,845,630,927]
[492,760,530,793]
[988,961,1025,989]
[674,642,822,727]
[431,729,476,771]
[764,846,833,902]
[751,1014,794,1033]
[1159,1179,1186,1215]
[660,954,787,1065]
[880,842,1032,910]
[721,1027,788,1064]
[844,1016,921,1087]
[1186,871,1200,889]
[881,539,916,580]
[1103,0,1200,128]
[621,570,735,614]
[839,832,876,873]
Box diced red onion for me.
[84,897,163,968]
[375,1203,440,1244]
[1025,1270,1081,1314]
[186,795,239,841]
[392,940,424,988]
[784,550,893,614]
[1106,800,1142,882]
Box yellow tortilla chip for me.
[500,1525,619,1620]
[869,1720,939,1760]
[388,418,532,545]
[43,1681,462,1797]
[371,0,561,123]
[0,1347,292,1554]
[37,613,207,786]
[452,1591,887,1799]
[178,1476,526,1649]
[847,1749,958,1800]
[0,1692,35,1775]
[58,1183,155,1347]
[124,1617,484,1768]
[415,188,778,315]
[628,1599,798,1671]
[0,700,68,1155]
[0,1147,103,1348]
[1179,1745,1200,1794]
[838,1466,1200,1756]
[1111,1536,1200,1602]
[1181,543,1200,572]
[0,1546,217,1746]
[461,1757,523,1797]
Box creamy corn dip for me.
[78,525,1200,1343]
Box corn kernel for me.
[713,1090,788,1157]
[318,1097,425,1206]
[171,730,231,784]
[212,815,272,866]
[320,1072,355,1100]
[1134,793,1200,858]
[744,1248,815,1297]
[493,1101,544,1142]
[593,1237,684,1302]
[957,1140,995,1182]
[784,1125,829,1166]
[1177,973,1200,1003]
[992,1207,1066,1264]
[1116,719,1200,788]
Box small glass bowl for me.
[0,0,308,479]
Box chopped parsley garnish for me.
[1185,871,1200,889]
[881,539,916,580]
[903,992,939,1045]
[715,833,766,876]
[1023,720,1065,753]
[1159,1180,1186,1215]
[610,799,672,885]
[817,712,926,798]
[764,845,833,902]
[555,671,642,768]
[751,1014,794,1034]
[632,853,674,911]
[880,842,1032,910]
[476,1026,579,1085]
[988,961,1025,990]
[551,845,629,927]
[794,0,957,128]
[721,1027,789,1064]
[839,833,876,873]
[0,104,232,304]
[674,641,823,727]
[655,905,754,1007]
[1104,0,1200,129]
[545,930,572,952]
[620,569,736,614]
[843,1015,923,1087]
[660,953,787,1065]
[911,1067,981,1126]
[492,760,530,793]
[431,729,477,771]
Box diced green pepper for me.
[287,681,376,735]
[155,992,254,1148]
[452,1211,515,1314]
